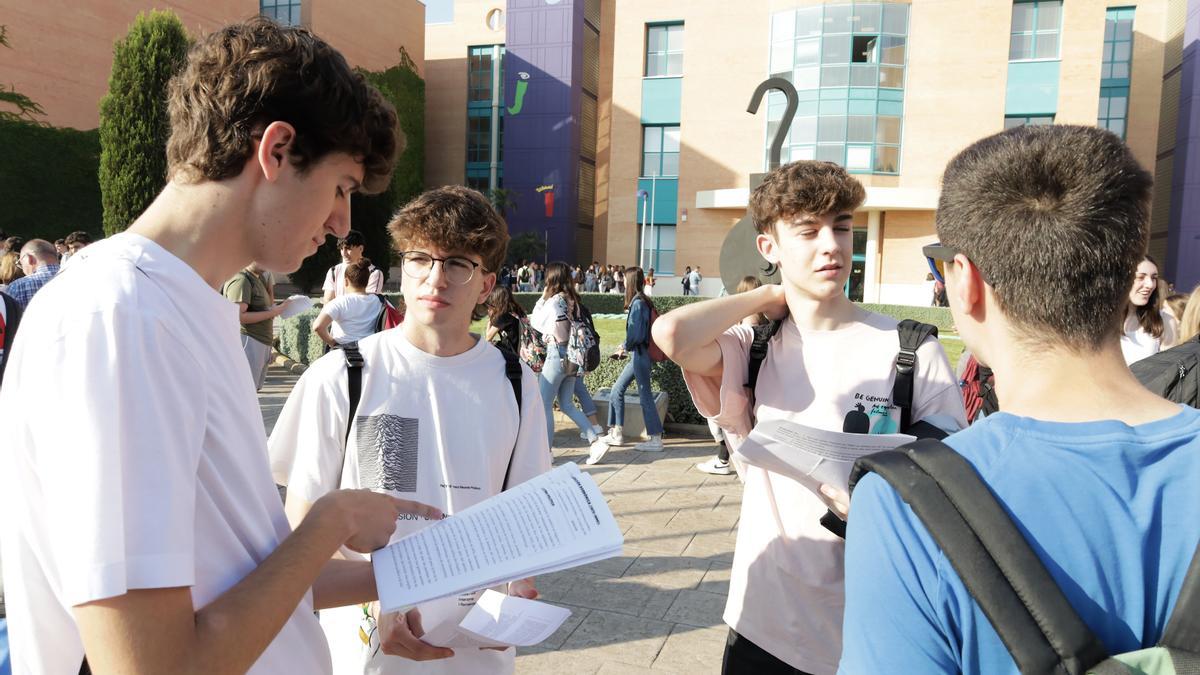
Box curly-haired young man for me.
[653,161,966,675]
[0,18,439,675]
[269,185,551,675]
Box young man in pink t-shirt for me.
[653,161,966,675]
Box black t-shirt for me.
[490,312,521,353]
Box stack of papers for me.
[735,419,915,494]
[372,462,623,614]
[279,294,314,319]
[419,590,572,649]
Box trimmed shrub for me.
[288,61,425,293]
[277,305,328,366]
[0,119,102,239]
[98,10,190,236]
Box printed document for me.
[736,419,914,493]
[373,462,622,614]
[419,590,572,649]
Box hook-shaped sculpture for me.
[747,77,799,171]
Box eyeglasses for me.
[922,242,958,285]
[400,251,481,286]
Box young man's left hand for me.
[819,484,850,520]
[508,577,539,600]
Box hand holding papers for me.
[735,419,915,495]
[279,294,313,319]
[419,590,572,649]
[372,462,623,615]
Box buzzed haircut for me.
[936,125,1153,350]
[749,161,866,235]
[165,16,401,194]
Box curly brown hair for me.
[749,161,866,235]
[166,16,401,194]
[389,186,509,275]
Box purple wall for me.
[502,0,585,263]
[1167,0,1200,291]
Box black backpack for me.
[849,439,1200,675]
[0,291,22,386]
[339,343,525,490]
[1130,335,1200,408]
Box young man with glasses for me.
[323,229,384,302]
[269,185,551,675]
[653,160,965,675]
[839,126,1200,674]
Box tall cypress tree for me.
[98,11,189,236]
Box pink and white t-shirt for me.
[682,310,966,674]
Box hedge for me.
[0,119,102,240]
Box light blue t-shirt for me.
[839,407,1200,675]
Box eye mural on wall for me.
[507,72,531,116]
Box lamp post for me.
[636,189,649,269]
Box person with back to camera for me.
[1121,255,1178,364]
[313,258,384,348]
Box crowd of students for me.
[0,16,1196,675]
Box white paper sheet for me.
[279,294,314,319]
[735,419,915,494]
[372,463,623,614]
[420,590,572,649]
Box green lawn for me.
[473,316,966,370]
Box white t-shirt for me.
[682,311,966,674]
[0,233,329,675]
[324,262,384,298]
[320,293,383,344]
[268,328,551,675]
[1121,310,1179,365]
[530,294,571,345]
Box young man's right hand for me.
[378,606,455,661]
[311,490,442,553]
[758,284,789,321]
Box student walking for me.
[531,261,608,453]
[589,267,665,464]
[485,284,526,354]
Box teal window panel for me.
[796,101,820,116]
[848,99,876,115]
[877,100,904,116]
[636,178,678,225]
[796,89,820,102]
[878,89,905,102]
[820,87,849,101]
[820,99,848,115]
[1009,1,1062,61]
[848,87,878,100]
[1005,60,1060,115]
[641,77,682,124]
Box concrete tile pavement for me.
[258,363,741,673]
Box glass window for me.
[792,116,818,143]
[261,0,302,26]
[825,5,854,33]
[852,35,879,63]
[795,66,821,89]
[796,7,823,37]
[882,3,908,34]
[874,145,900,172]
[1004,114,1055,128]
[822,65,850,87]
[823,35,852,63]
[1010,1,1062,61]
[879,65,904,88]
[1099,9,1134,138]
[1010,3,1035,32]
[856,4,882,33]
[818,115,847,142]
[847,115,874,142]
[851,65,878,86]
[792,145,816,160]
[646,23,684,76]
[816,144,844,163]
[641,224,676,275]
[771,41,794,74]
[876,116,901,144]
[772,10,796,43]
[846,145,872,170]
[642,125,680,176]
[796,38,820,65]
[880,36,905,65]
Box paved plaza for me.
[259,363,740,674]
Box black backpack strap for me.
[745,319,784,393]
[1160,542,1200,652]
[338,342,365,487]
[894,320,939,434]
[1,292,22,386]
[848,439,1109,675]
[499,347,523,491]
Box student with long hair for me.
[1178,285,1200,344]
[1122,255,1179,364]
[589,266,664,463]
[485,284,526,353]
[530,261,607,452]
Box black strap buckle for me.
[343,343,365,368]
[895,349,917,374]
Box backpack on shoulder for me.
[566,304,601,373]
[516,316,548,373]
[1130,335,1200,408]
[372,294,404,333]
[339,343,526,490]
[960,353,1000,423]
[849,439,1200,675]
[647,305,669,363]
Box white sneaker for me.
[635,435,664,452]
[580,424,603,440]
[585,438,611,465]
[695,457,732,475]
[601,427,625,446]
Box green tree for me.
[98,11,190,236]
[507,231,546,266]
[488,188,518,218]
[289,56,426,293]
[0,25,46,124]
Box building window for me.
[1009,1,1062,61]
[766,3,907,175]
[1098,8,1134,139]
[646,23,684,77]
[640,224,676,276]
[1004,115,1055,128]
[466,46,504,190]
[260,0,301,26]
[642,126,680,177]
[468,46,503,104]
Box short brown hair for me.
[749,161,866,234]
[389,186,509,275]
[344,258,372,289]
[937,125,1152,350]
[166,17,401,193]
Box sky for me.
[420,0,455,24]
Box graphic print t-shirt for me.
[268,328,551,675]
[681,310,966,674]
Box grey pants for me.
[241,335,273,391]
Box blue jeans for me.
[608,349,663,436]
[574,377,598,417]
[539,344,593,444]
[0,618,10,675]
